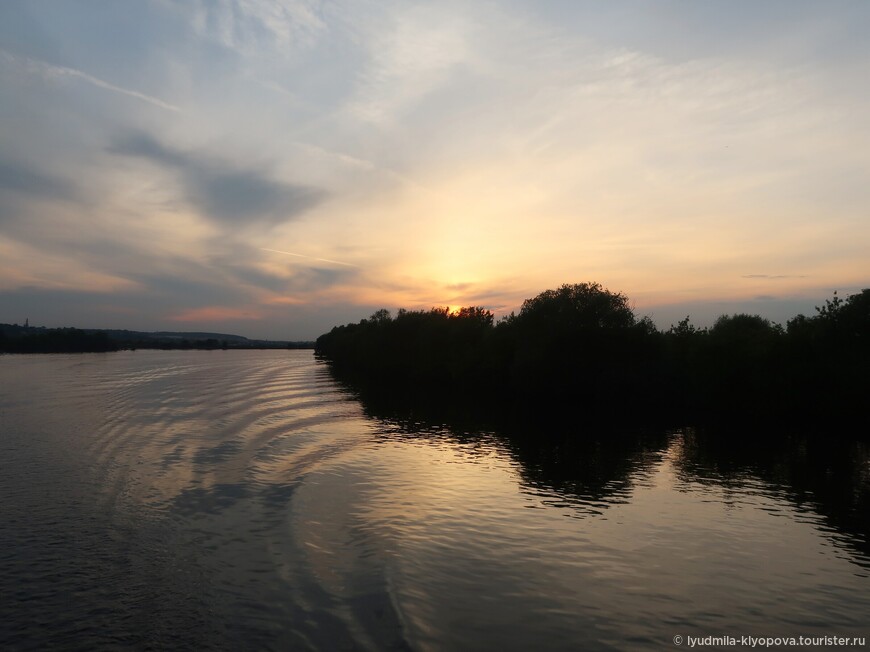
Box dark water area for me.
[1,351,868,650]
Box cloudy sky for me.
[1,1,868,339]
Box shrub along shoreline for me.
[315,283,870,429]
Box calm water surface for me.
[1,350,867,650]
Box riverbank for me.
[316,283,870,428]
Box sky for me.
[1,1,868,340]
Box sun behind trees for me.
[316,283,870,428]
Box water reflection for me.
[350,374,870,573]
[350,379,673,515]
[671,427,870,569]
[348,410,870,648]
[1,351,868,651]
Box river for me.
[1,350,867,650]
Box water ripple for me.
[1,351,868,651]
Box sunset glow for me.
[1,2,868,338]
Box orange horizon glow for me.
[1,2,868,340]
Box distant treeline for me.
[0,327,118,353]
[315,283,870,426]
[0,324,313,353]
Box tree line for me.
[0,325,313,353]
[315,283,870,427]
[0,327,118,353]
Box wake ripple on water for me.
[0,350,396,650]
[2,350,869,651]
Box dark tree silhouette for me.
[316,283,870,431]
[515,282,637,330]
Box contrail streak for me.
[1,49,181,112]
[261,247,358,267]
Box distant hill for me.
[91,329,252,343]
[0,323,314,353]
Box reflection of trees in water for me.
[500,428,669,513]
[671,427,870,565]
[338,366,870,566]
[343,370,672,512]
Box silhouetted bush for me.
[695,314,787,419]
[316,284,870,429]
[316,305,501,396]
[784,289,870,418]
[503,283,663,412]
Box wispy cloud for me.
[0,159,79,227]
[0,159,73,198]
[261,247,358,268]
[109,131,326,225]
[0,49,180,112]
[2,1,869,339]
[188,0,325,53]
[349,5,476,124]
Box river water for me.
[1,350,867,650]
